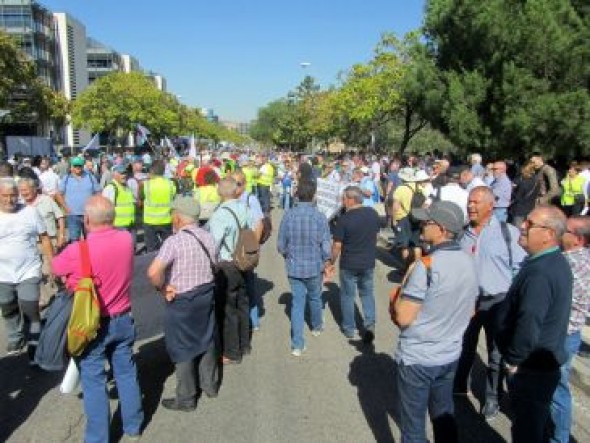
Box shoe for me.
[343,330,357,339]
[203,390,218,399]
[311,329,322,337]
[291,347,306,357]
[6,341,25,356]
[125,434,142,442]
[252,326,260,332]
[481,401,499,421]
[242,346,252,356]
[362,329,375,344]
[221,356,242,365]
[160,398,196,412]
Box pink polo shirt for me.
[52,227,133,316]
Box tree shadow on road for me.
[347,340,399,443]
[0,353,62,442]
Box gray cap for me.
[171,196,201,219]
[411,201,465,234]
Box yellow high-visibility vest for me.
[143,176,176,225]
[257,162,274,187]
[110,181,135,228]
[242,166,258,193]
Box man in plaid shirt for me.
[277,180,332,357]
[550,215,590,442]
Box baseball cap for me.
[411,201,465,234]
[111,164,128,174]
[171,196,201,219]
[70,157,84,167]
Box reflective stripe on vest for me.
[257,163,274,187]
[111,181,135,228]
[143,177,175,225]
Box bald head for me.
[217,177,238,200]
[85,195,115,228]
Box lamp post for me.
[0,110,11,158]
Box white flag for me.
[188,134,197,159]
[82,133,99,152]
[164,136,178,158]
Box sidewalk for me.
[571,325,590,395]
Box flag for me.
[188,133,197,159]
[82,133,99,152]
[164,136,178,158]
[136,123,151,146]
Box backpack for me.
[246,193,272,245]
[389,256,432,323]
[222,206,260,271]
[66,241,101,357]
[402,184,426,223]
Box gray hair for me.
[343,186,363,204]
[17,177,38,189]
[537,205,567,240]
[84,195,115,226]
[0,177,17,191]
[569,216,590,245]
[217,177,238,199]
[470,186,495,204]
[471,153,482,164]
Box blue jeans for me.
[550,331,582,443]
[67,214,84,242]
[494,207,508,222]
[257,185,272,214]
[288,275,323,350]
[245,271,260,329]
[339,268,376,336]
[397,360,458,443]
[282,185,292,209]
[78,314,143,443]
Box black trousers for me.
[143,223,172,252]
[454,302,504,403]
[215,262,250,361]
[175,341,219,405]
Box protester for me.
[509,161,539,227]
[257,153,274,214]
[0,177,53,358]
[531,154,561,205]
[454,186,527,420]
[331,186,380,342]
[52,196,143,442]
[103,164,136,240]
[277,180,332,357]
[560,162,586,216]
[431,169,469,223]
[392,201,478,443]
[55,156,101,242]
[37,157,60,196]
[496,206,572,443]
[18,177,65,307]
[549,216,590,443]
[207,177,251,364]
[470,153,485,178]
[489,161,512,222]
[142,160,176,252]
[459,167,487,193]
[147,196,219,411]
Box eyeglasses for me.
[523,218,551,232]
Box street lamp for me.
[0,110,11,157]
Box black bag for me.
[403,184,426,224]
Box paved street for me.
[2,209,590,442]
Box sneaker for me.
[6,341,25,356]
[311,329,322,337]
[160,398,196,412]
[343,330,357,339]
[125,434,142,442]
[481,400,500,421]
[221,356,242,365]
[291,347,306,357]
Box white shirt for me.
[0,205,46,283]
[438,184,469,222]
[466,176,487,193]
[371,161,381,181]
[39,169,60,195]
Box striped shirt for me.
[277,202,331,278]
[564,247,590,334]
[156,225,217,293]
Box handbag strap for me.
[182,229,216,272]
[78,240,92,278]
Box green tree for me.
[423,0,590,157]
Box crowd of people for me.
[1,146,589,443]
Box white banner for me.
[316,178,345,220]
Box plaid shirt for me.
[564,247,590,334]
[156,225,217,293]
[277,202,331,278]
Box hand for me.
[505,364,518,375]
[323,263,336,282]
[164,285,177,302]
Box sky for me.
[41,0,425,122]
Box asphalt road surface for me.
[2,209,590,442]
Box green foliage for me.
[424,0,590,156]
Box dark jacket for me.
[496,249,572,371]
[510,175,539,218]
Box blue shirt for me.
[460,217,527,297]
[58,172,100,215]
[207,199,251,262]
[240,192,263,228]
[277,202,331,278]
[491,174,512,208]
